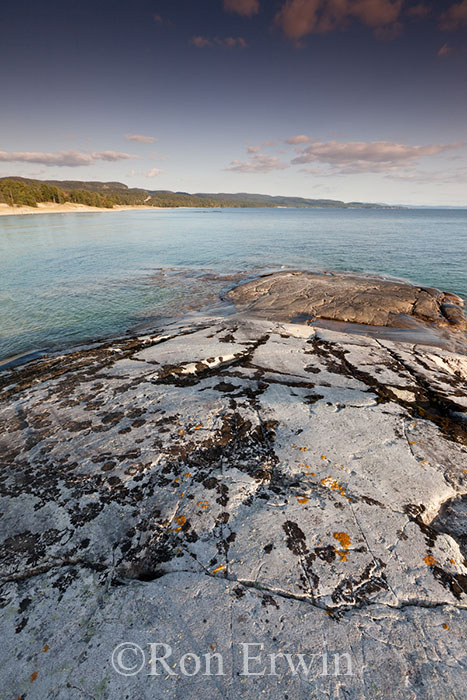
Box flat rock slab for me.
[1,316,466,699]
[227,271,467,331]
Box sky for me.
[1,0,467,205]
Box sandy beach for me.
[0,202,162,217]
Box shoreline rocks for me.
[227,270,467,331]
[1,309,466,698]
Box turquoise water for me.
[0,207,466,361]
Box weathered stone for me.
[0,312,466,698]
[228,271,467,333]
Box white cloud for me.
[223,0,259,17]
[247,145,261,153]
[285,134,312,144]
[190,36,214,48]
[437,43,452,57]
[125,134,156,144]
[146,168,163,177]
[291,140,464,173]
[190,35,248,48]
[0,150,134,167]
[226,153,289,172]
[224,36,248,48]
[275,0,404,41]
[441,0,467,30]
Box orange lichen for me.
[178,429,185,436]
[424,555,438,566]
[170,515,186,532]
[297,497,309,504]
[321,476,346,498]
[184,472,191,478]
[30,672,38,683]
[194,424,203,430]
[212,564,226,574]
[43,644,49,652]
[333,532,351,548]
[443,623,449,630]
[333,532,352,562]
[320,455,327,460]
[197,500,210,510]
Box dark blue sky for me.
[1,0,466,204]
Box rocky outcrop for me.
[1,312,466,699]
[227,271,467,332]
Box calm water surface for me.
[0,208,466,361]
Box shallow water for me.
[0,207,466,361]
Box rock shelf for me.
[1,283,466,698]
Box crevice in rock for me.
[430,494,467,560]
[153,335,270,388]
[115,568,467,616]
[308,335,466,445]
[0,325,213,401]
[4,546,466,619]
[374,340,466,445]
[0,556,105,584]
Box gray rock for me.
[0,313,466,699]
[227,271,467,333]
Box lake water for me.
[0,207,466,362]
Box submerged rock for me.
[0,311,466,699]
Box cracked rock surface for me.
[1,313,466,699]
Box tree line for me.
[0,178,274,209]
[0,179,115,208]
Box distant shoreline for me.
[0,202,164,217]
[0,203,396,217]
[2,202,464,219]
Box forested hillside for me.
[0,177,390,209]
[0,178,276,209]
